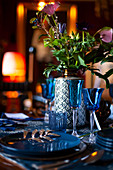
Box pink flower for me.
[100,28,112,43]
[41,2,60,16]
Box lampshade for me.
[2,52,26,82]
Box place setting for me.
[0,128,87,161]
[96,128,113,152]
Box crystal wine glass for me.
[41,78,55,111]
[82,88,104,144]
[68,78,84,137]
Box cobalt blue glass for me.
[41,78,55,111]
[109,84,113,100]
[109,84,113,116]
[68,79,84,136]
[82,88,104,143]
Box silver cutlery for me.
[8,129,60,144]
[45,130,53,135]
[47,133,61,137]
[39,129,54,142]
[32,129,38,139]
[23,129,30,139]
[29,137,45,143]
[36,149,104,169]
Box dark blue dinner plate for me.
[96,135,113,145]
[0,131,80,156]
[96,141,113,152]
[96,137,113,149]
[97,128,113,142]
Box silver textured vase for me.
[54,77,86,129]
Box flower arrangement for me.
[30,2,113,88]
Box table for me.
[0,119,113,170]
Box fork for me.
[30,129,44,143]
[23,129,30,139]
[39,129,54,142]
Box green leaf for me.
[101,55,113,64]
[52,39,59,46]
[43,64,61,77]
[49,27,54,37]
[78,55,87,67]
[29,18,37,24]
[110,48,113,55]
[90,70,110,88]
[32,26,38,29]
[94,27,112,36]
[104,69,113,79]
[39,34,48,39]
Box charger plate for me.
[96,135,113,147]
[96,138,113,149]
[96,141,113,152]
[0,142,87,161]
[0,131,80,157]
[97,128,113,142]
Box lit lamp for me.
[2,52,26,83]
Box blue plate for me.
[96,141,113,152]
[0,131,80,156]
[96,137,113,149]
[97,128,113,142]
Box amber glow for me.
[37,2,46,11]
[69,5,78,36]
[17,3,25,56]
[91,151,98,157]
[17,3,24,18]
[2,52,26,82]
[8,142,15,145]
[6,91,19,98]
[36,83,42,94]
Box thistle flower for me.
[99,28,112,43]
[42,2,60,16]
[59,23,66,33]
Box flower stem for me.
[82,31,84,43]
[52,15,57,27]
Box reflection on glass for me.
[41,78,55,111]
[68,79,84,137]
[82,88,104,143]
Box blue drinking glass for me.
[109,84,113,116]
[41,78,55,111]
[82,88,104,143]
[68,79,84,136]
[109,84,113,101]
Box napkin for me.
[4,113,29,120]
[4,112,44,121]
[0,118,26,131]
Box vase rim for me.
[55,76,84,80]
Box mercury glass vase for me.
[54,77,86,130]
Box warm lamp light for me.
[69,5,78,36]
[2,52,26,82]
[17,3,24,18]
[37,2,46,11]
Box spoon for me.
[37,150,104,169]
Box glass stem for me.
[112,98,113,104]
[72,108,79,136]
[89,110,95,143]
[48,100,51,111]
